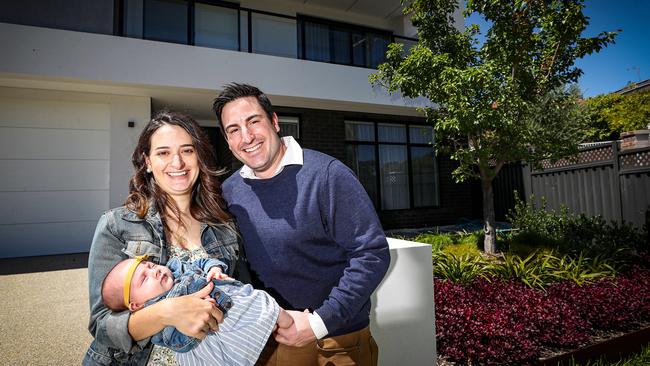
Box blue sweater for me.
[222,149,390,336]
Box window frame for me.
[345,120,439,211]
[277,114,301,142]
[118,1,416,69]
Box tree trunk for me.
[481,178,497,254]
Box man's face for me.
[128,260,174,309]
[221,97,285,179]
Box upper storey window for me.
[298,16,391,69]
[120,1,413,69]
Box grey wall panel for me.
[0,160,109,191]
[0,191,109,225]
[0,221,97,258]
[0,128,109,160]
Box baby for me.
[101,255,292,366]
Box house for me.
[0,0,477,258]
[614,77,650,95]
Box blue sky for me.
[465,0,650,98]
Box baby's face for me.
[129,261,174,305]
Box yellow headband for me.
[123,254,149,309]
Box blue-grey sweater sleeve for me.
[314,159,391,334]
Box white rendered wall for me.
[371,238,436,365]
[0,87,149,258]
[0,22,424,116]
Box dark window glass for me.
[369,34,390,68]
[330,27,350,64]
[304,22,330,62]
[278,116,300,139]
[379,145,409,209]
[194,3,238,50]
[301,18,391,68]
[345,121,438,210]
[345,121,375,142]
[347,145,377,206]
[143,0,187,44]
[352,33,367,67]
[411,146,438,207]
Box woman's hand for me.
[128,281,223,341]
[163,282,223,339]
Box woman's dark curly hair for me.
[125,110,231,233]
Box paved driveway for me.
[0,259,91,365]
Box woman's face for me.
[145,124,200,199]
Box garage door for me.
[0,97,110,258]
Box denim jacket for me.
[83,205,239,366]
[147,257,241,353]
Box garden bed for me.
[538,324,650,365]
[420,196,650,365]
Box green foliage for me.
[443,242,482,257]
[487,251,550,289]
[432,251,488,285]
[371,0,616,182]
[370,0,616,253]
[485,250,617,290]
[431,245,620,289]
[413,232,481,250]
[421,226,629,289]
[506,193,647,258]
[414,232,454,251]
[548,251,619,286]
[584,90,650,142]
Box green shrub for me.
[486,251,551,290]
[414,232,453,252]
[547,251,619,286]
[442,242,482,257]
[506,194,646,257]
[416,231,482,253]
[415,216,633,289]
[432,252,488,285]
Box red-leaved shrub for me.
[434,268,650,365]
[548,267,650,330]
[435,277,588,365]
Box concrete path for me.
[0,255,92,365]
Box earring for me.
[146,167,152,173]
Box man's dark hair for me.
[212,83,274,129]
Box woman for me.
[84,111,240,365]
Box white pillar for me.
[370,238,437,365]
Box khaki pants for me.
[256,326,378,366]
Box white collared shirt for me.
[239,136,304,179]
[237,135,329,339]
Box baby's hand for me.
[206,266,232,282]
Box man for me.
[213,83,390,365]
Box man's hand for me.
[274,309,316,347]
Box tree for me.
[371,0,616,253]
[583,90,650,142]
